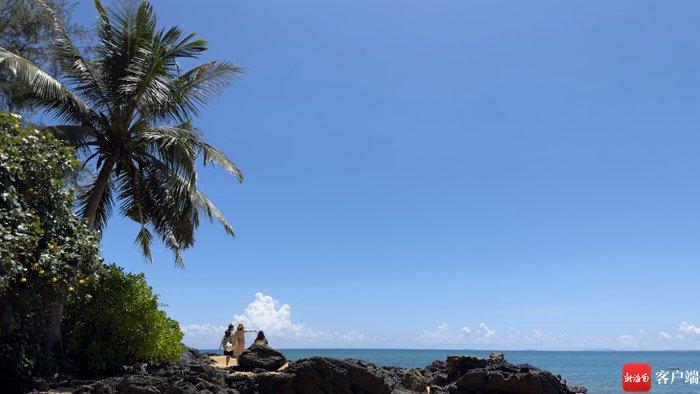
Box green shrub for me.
[63,264,184,375]
[0,112,102,389]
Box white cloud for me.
[338,330,365,342]
[182,323,227,348]
[580,336,613,350]
[419,323,473,343]
[232,293,365,344]
[415,322,700,350]
[504,327,533,344]
[234,292,323,339]
[618,334,635,346]
[419,323,578,349]
[679,322,700,339]
[476,322,496,343]
[505,327,574,349]
[420,322,454,342]
[507,326,520,340]
[617,330,647,349]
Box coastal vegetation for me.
[0,111,185,390]
[0,0,241,390]
[0,112,103,387]
[63,264,184,376]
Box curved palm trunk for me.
[84,157,115,229]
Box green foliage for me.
[63,264,184,376]
[0,112,101,294]
[0,111,102,388]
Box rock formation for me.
[228,353,586,394]
[36,346,587,393]
[236,331,287,372]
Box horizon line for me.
[194,347,700,352]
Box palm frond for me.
[40,125,98,153]
[135,226,153,262]
[149,61,243,122]
[115,156,197,266]
[34,0,110,110]
[94,0,146,104]
[143,154,235,237]
[0,47,94,123]
[78,170,115,231]
[201,143,244,182]
[190,186,235,236]
[133,122,199,182]
[165,234,185,268]
[163,30,207,60]
[134,122,244,183]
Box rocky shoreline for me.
[30,337,587,393]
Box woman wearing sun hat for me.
[234,323,257,360]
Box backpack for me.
[224,333,237,352]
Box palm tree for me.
[0,0,243,265]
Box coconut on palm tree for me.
[0,0,243,265]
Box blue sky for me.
[68,0,700,350]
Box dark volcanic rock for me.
[426,352,586,394]
[72,347,234,394]
[60,346,585,394]
[236,333,287,372]
[422,360,450,386]
[236,345,286,371]
[179,347,211,364]
[446,355,495,377]
[287,357,400,393]
[400,369,428,392]
[229,371,294,393]
[450,367,573,394]
[229,357,403,393]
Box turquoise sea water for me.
[202,348,700,393]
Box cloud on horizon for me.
[476,323,496,343]
[184,309,700,350]
[182,292,367,348]
[418,322,494,345]
[415,322,699,350]
[617,330,647,349]
[679,322,700,339]
[181,324,227,349]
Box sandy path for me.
[209,355,290,371]
[210,355,237,368]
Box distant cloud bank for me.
[182,296,700,350]
[417,321,700,350]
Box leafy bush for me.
[63,264,184,375]
[0,112,102,388]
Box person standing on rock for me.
[234,323,257,361]
[219,324,236,366]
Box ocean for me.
[201,348,700,393]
